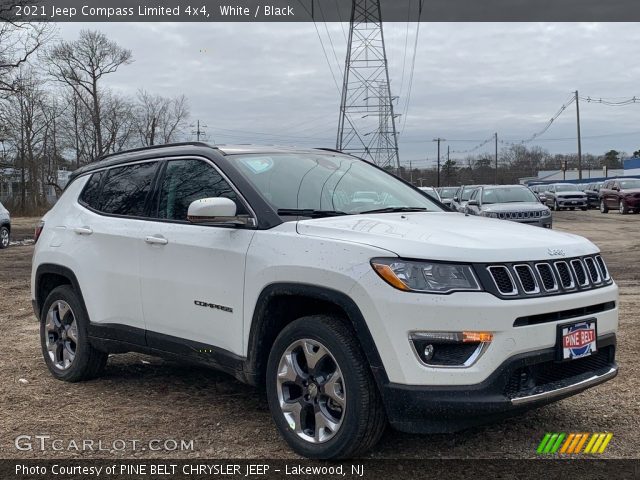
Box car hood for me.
[622,188,640,195]
[296,212,597,263]
[480,202,547,212]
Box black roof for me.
[68,143,346,182]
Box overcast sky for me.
[56,22,640,168]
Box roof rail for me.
[98,142,212,161]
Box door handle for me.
[145,235,168,245]
[73,226,93,235]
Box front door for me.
[139,157,256,357]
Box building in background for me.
[0,168,72,206]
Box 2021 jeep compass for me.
[31,143,618,459]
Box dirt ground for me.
[0,211,637,459]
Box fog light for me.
[423,344,434,361]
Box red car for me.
[599,178,640,214]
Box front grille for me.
[584,257,601,283]
[555,261,575,289]
[596,255,609,280]
[484,255,612,299]
[497,211,543,220]
[570,259,588,286]
[504,346,614,399]
[561,195,584,200]
[487,266,517,295]
[536,263,558,291]
[514,265,538,293]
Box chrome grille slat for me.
[554,261,575,289]
[595,255,610,280]
[535,263,558,292]
[584,257,601,283]
[570,259,589,287]
[487,266,518,295]
[514,264,540,294]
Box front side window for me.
[232,153,442,214]
[156,159,246,221]
[620,179,640,189]
[99,163,158,216]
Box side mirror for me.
[612,186,619,191]
[453,196,459,202]
[187,197,255,226]
[467,199,479,207]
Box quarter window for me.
[156,159,246,221]
[79,171,104,209]
[99,162,158,216]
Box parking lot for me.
[0,210,637,459]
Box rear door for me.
[138,157,256,358]
[74,161,159,338]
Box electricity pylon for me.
[336,0,400,170]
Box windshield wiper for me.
[277,209,350,218]
[359,207,428,214]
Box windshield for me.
[555,184,579,192]
[439,187,458,198]
[482,186,538,204]
[620,179,640,189]
[461,187,478,201]
[233,153,443,215]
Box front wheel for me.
[40,285,108,382]
[0,226,9,249]
[619,200,629,215]
[553,200,560,211]
[266,315,386,459]
[600,200,609,214]
[580,207,588,211]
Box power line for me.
[399,0,424,135]
[580,95,640,106]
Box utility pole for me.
[433,138,444,187]
[575,90,583,180]
[494,132,498,184]
[409,160,413,184]
[191,120,209,142]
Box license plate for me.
[557,319,597,361]
[571,201,578,204]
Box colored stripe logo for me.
[537,432,613,454]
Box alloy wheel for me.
[44,300,78,370]
[276,338,346,444]
[0,228,8,248]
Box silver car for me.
[465,185,553,228]
[0,201,10,248]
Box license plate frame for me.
[556,318,598,362]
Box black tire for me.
[266,315,386,459]
[580,207,588,211]
[600,200,609,214]
[0,225,9,249]
[40,285,108,382]
[619,199,629,215]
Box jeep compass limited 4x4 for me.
[31,143,618,459]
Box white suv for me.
[31,143,618,459]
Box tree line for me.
[0,23,191,214]
[399,144,631,187]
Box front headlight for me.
[480,211,498,218]
[541,208,551,217]
[371,258,482,294]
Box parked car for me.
[599,178,640,214]
[528,184,547,204]
[0,201,10,249]
[583,182,602,209]
[465,185,552,228]
[436,186,458,208]
[32,143,618,459]
[544,184,588,211]
[418,186,441,202]
[452,184,481,212]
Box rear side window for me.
[99,162,158,216]
[156,159,246,221]
[79,171,104,209]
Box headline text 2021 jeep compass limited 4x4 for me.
[32,143,618,459]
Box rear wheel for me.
[0,226,9,249]
[580,207,588,211]
[619,199,629,215]
[600,200,609,214]
[266,315,386,459]
[40,285,108,382]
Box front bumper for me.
[383,334,617,433]
[557,198,587,208]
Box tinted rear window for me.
[99,163,158,216]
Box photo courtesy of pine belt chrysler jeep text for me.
[31,143,619,459]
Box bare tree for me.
[48,29,133,157]
[134,89,190,146]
